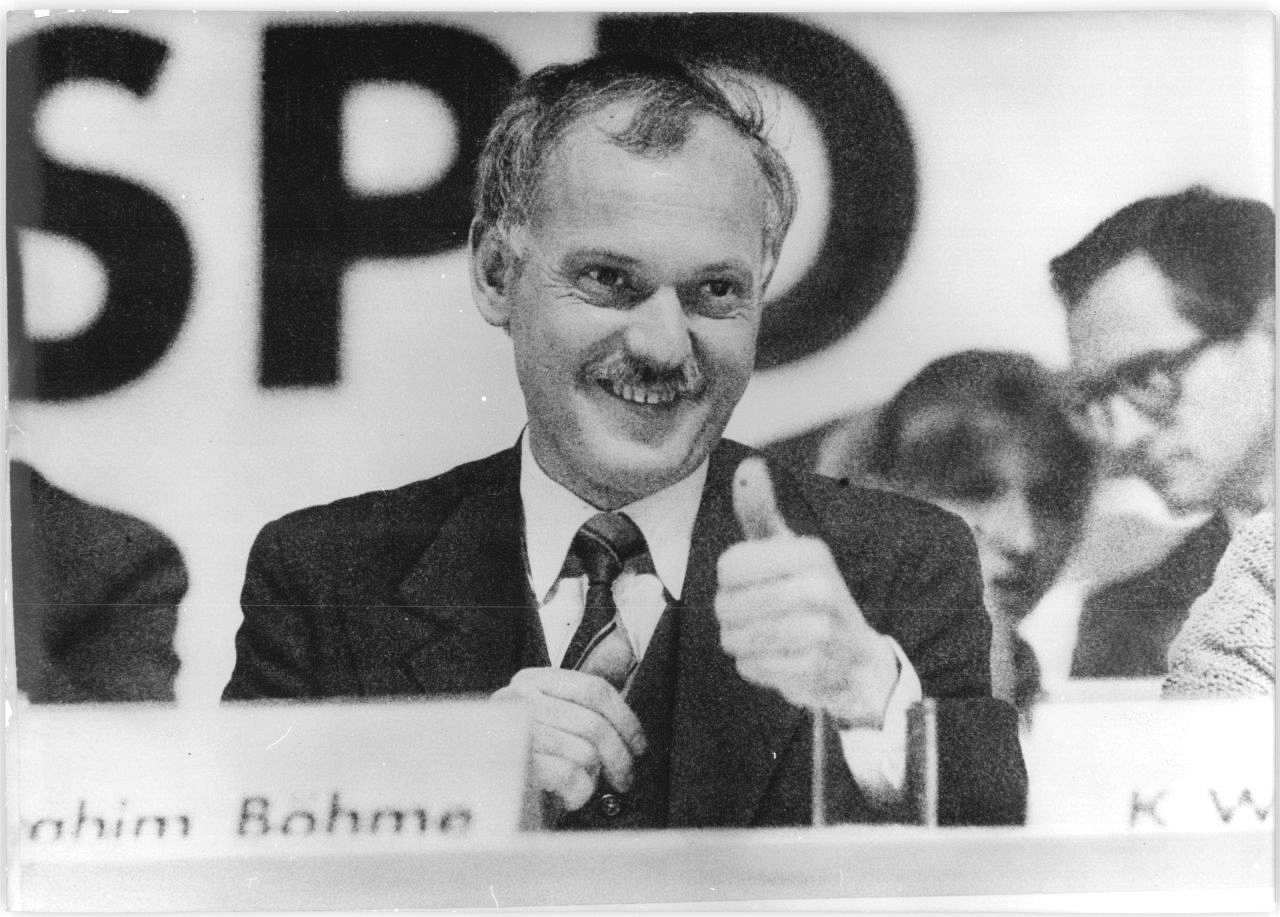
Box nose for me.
[623,286,693,367]
[1103,395,1159,454]
[975,491,1038,560]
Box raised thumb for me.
[733,456,790,540]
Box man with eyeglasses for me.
[1049,185,1274,686]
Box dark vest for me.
[553,601,681,830]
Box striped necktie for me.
[558,512,651,693]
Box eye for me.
[581,266,628,292]
[1067,371,1111,413]
[1131,363,1178,399]
[692,276,750,317]
[702,278,738,298]
[575,264,645,307]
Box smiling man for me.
[224,53,1025,829]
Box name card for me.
[12,698,533,862]
[1023,697,1273,831]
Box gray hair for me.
[473,52,797,264]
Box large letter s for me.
[8,25,194,401]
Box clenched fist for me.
[715,457,899,727]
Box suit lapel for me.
[343,448,542,697]
[669,442,820,828]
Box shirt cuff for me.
[836,637,922,808]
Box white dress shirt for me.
[518,436,922,806]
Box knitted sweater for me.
[1163,511,1275,698]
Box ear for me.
[1237,296,1276,367]
[469,218,520,328]
[1233,298,1276,389]
[1248,296,1275,335]
[758,251,781,299]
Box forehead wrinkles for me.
[526,108,770,247]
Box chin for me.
[1154,481,1216,518]
[1147,456,1221,516]
[585,438,707,501]
[581,402,724,493]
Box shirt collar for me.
[519,434,708,604]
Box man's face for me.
[478,106,774,508]
[1067,252,1273,515]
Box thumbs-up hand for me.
[715,457,899,727]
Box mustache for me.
[585,350,707,398]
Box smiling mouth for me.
[598,379,684,407]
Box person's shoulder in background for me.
[1163,510,1275,698]
[799,460,977,568]
[242,447,519,592]
[10,460,187,702]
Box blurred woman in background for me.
[819,350,1095,715]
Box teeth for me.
[605,380,678,405]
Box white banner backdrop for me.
[7,11,1272,704]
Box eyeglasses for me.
[1067,336,1217,434]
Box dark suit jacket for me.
[10,461,185,702]
[224,440,1026,827]
[1073,515,1231,677]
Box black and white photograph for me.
[5,9,1274,911]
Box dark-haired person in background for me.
[818,351,1094,716]
[10,461,186,702]
[224,52,1026,829]
[1051,186,1274,689]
